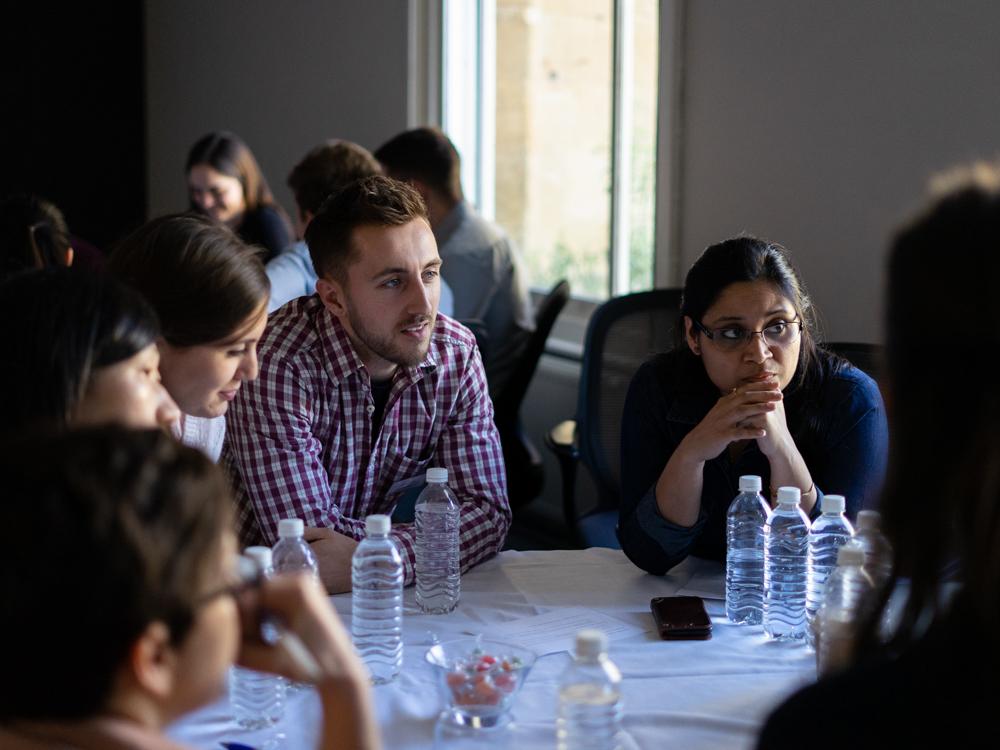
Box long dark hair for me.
[679,236,845,455]
[0,427,232,720]
[857,165,1000,659]
[108,213,270,346]
[0,193,72,280]
[0,268,160,434]
[185,131,278,214]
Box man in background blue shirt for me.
[267,139,454,316]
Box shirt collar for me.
[433,200,469,248]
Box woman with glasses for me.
[0,427,379,750]
[618,236,887,575]
[186,131,294,262]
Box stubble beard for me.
[346,300,433,369]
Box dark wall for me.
[1,3,145,251]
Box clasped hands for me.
[684,379,793,463]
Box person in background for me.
[267,139,381,313]
[0,268,179,435]
[0,193,73,281]
[619,236,887,575]
[224,175,510,593]
[186,131,293,261]
[0,427,379,750]
[108,214,269,461]
[757,164,1000,748]
[268,138,455,316]
[374,127,533,396]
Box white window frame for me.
[408,0,684,311]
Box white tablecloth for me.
[168,549,816,749]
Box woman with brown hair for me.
[186,131,293,261]
[0,193,73,280]
[108,214,270,460]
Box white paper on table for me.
[676,568,725,600]
[472,607,648,656]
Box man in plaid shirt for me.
[223,175,510,592]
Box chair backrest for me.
[822,341,884,382]
[494,279,571,422]
[577,289,683,506]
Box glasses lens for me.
[763,322,800,347]
[715,327,749,350]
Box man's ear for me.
[316,277,348,321]
[684,315,701,356]
[127,621,177,700]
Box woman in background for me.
[108,213,269,460]
[758,165,1000,747]
[186,131,293,260]
[0,268,178,434]
[619,236,887,575]
[0,427,378,750]
[0,193,73,281]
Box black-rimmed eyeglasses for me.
[693,319,803,351]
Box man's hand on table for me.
[303,526,359,594]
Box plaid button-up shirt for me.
[222,295,511,584]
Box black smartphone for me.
[650,595,712,640]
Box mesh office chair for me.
[546,288,683,547]
[494,280,571,508]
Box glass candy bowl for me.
[425,639,536,729]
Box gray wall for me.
[675,0,1000,343]
[145,0,410,220]
[143,2,1000,525]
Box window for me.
[440,0,659,299]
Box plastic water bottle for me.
[272,518,319,579]
[230,546,286,729]
[763,486,811,641]
[272,518,319,692]
[854,510,893,591]
[556,629,623,750]
[351,514,403,684]
[415,468,460,614]
[816,542,874,675]
[806,495,855,645]
[725,475,770,625]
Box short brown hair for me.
[287,140,382,218]
[108,213,270,346]
[374,127,464,204]
[0,427,233,720]
[305,174,428,282]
